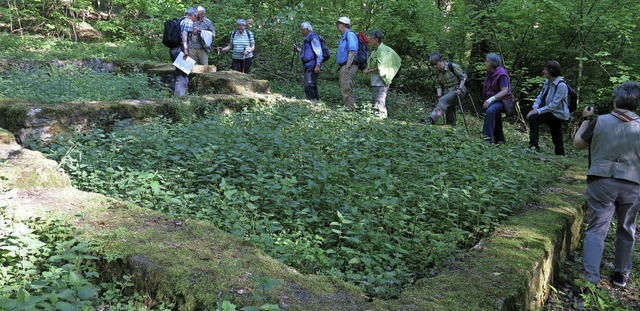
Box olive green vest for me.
[588,111,640,184]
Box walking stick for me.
[290,44,296,73]
[457,94,469,131]
[242,48,246,73]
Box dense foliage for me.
[3,0,639,305]
[0,205,174,310]
[36,103,564,298]
[2,0,639,112]
[0,65,168,104]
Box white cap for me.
[337,16,351,25]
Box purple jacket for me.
[483,66,513,102]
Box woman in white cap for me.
[217,19,255,73]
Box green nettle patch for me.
[0,65,169,104]
[0,205,174,310]
[36,103,563,298]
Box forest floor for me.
[543,228,640,310]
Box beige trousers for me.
[339,65,359,111]
[188,47,209,65]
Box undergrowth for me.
[35,102,563,299]
[0,33,166,62]
[0,204,175,310]
[0,65,169,104]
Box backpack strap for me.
[232,30,253,43]
[556,80,570,106]
[611,110,640,122]
[447,61,464,83]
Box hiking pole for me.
[457,94,469,131]
[216,47,220,68]
[290,44,296,72]
[242,48,246,73]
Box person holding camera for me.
[573,81,640,287]
[527,61,570,155]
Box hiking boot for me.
[611,272,628,287]
[529,145,541,152]
[483,137,495,145]
[420,117,435,125]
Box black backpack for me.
[304,34,330,63]
[351,31,369,70]
[559,81,578,112]
[162,17,185,48]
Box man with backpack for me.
[335,16,359,111]
[363,30,401,118]
[188,6,215,65]
[424,53,467,126]
[169,7,198,97]
[294,22,324,100]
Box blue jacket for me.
[301,32,322,68]
[532,77,570,120]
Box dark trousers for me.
[482,101,505,143]
[303,67,320,100]
[170,47,189,97]
[231,57,253,74]
[528,112,565,155]
[445,105,456,126]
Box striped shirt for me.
[230,30,254,59]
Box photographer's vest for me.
[588,111,640,185]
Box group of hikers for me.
[169,6,255,96]
[167,9,573,154]
[167,9,640,291]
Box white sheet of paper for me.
[173,52,196,74]
[201,30,213,48]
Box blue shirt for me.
[336,30,358,65]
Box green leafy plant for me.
[0,65,168,104]
[35,102,564,298]
[0,204,173,310]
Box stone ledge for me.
[0,95,278,143]
[373,161,586,310]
